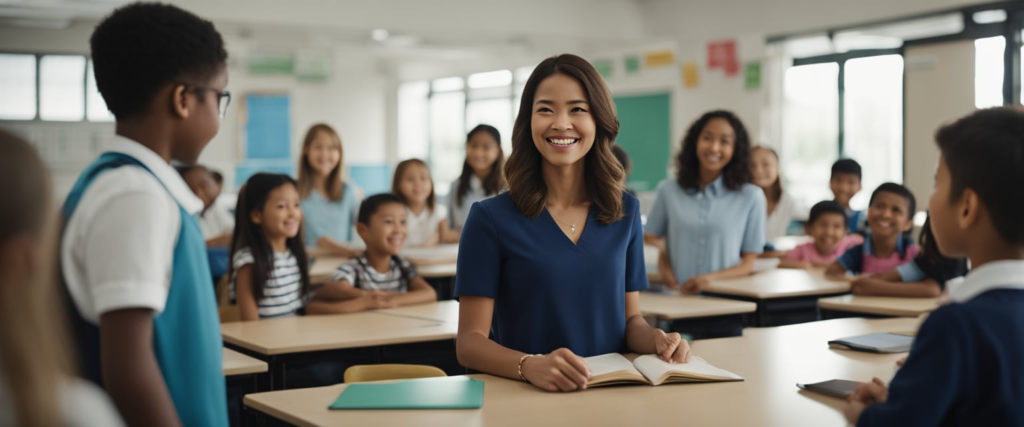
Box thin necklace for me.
[548,206,588,234]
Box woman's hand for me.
[653,329,691,363]
[520,348,592,392]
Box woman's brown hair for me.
[0,129,74,426]
[297,123,347,201]
[392,159,436,213]
[455,124,506,207]
[504,54,625,224]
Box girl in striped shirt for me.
[229,173,313,320]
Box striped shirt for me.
[330,255,417,292]
[230,247,306,318]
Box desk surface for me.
[220,311,457,356]
[373,300,460,323]
[818,295,941,317]
[245,317,917,427]
[222,347,268,376]
[638,292,757,320]
[704,269,850,299]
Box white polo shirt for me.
[61,137,204,324]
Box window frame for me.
[0,51,113,123]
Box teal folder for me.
[329,377,484,410]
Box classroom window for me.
[466,98,513,154]
[398,81,430,160]
[39,55,86,121]
[0,54,38,120]
[975,36,1005,109]
[781,62,839,209]
[86,59,114,122]
[843,55,904,209]
[429,91,465,196]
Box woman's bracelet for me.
[517,354,541,383]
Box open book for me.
[585,353,743,387]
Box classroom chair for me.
[343,364,447,383]
[216,275,240,323]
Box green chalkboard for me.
[613,92,671,192]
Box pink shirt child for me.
[785,234,864,266]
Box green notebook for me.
[329,377,484,410]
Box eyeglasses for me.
[178,83,232,118]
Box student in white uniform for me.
[750,146,806,244]
[446,124,506,238]
[393,159,456,246]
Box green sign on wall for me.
[613,92,671,192]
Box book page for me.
[584,353,647,386]
[633,355,743,386]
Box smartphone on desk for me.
[796,379,859,398]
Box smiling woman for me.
[454,54,691,393]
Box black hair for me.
[358,193,405,225]
[676,110,752,191]
[211,170,223,185]
[807,200,847,226]
[228,173,309,302]
[935,107,1024,246]
[831,159,862,181]
[455,124,505,208]
[353,193,413,288]
[869,182,916,220]
[611,144,631,174]
[90,2,227,119]
[916,217,969,287]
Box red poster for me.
[707,40,737,70]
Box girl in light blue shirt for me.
[645,110,766,293]
[296,124,362,257]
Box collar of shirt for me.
[862,232,906,258]
[687,174,727,198]
[108,136,205,216]
[948,260,1024,303]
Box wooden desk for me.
[221,312,459,390]
[819,295,941,318]
[245,317,916,427]
[402,244,459,266]
[703,269,850,327]
[373,300,459,323]
[224,348,269,427]
[639,292,758,339]
[310,256,347,284]
[224,347,269,376]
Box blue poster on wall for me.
[245,94,291,160]
[236,93,293,188]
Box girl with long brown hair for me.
[453,54,690,393]
[0,130,122,426]
[446,124,506,238]
[296,124,362,257]
[750,146,805,243]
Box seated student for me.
[780,201,863,269]
[849,217,968,298]
[297,124,363,257]
[307,194,437,314]
[751,146,807,244]
[610,144,637,196]
[0,130,123,426]
[229,173,313,321]
[178,164,233,247]
[826,183,919,277]
[457,54,689,393]
[845,107,1024,426]
[646,110,767,294]
[831,158,866,233]
[446,124,506,237]
[393,159,456,246]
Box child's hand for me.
[520,348,592,392]
[681,276,709,295]
[844,377,888,424]
[896,356,907,366]
[653,329,691,363]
